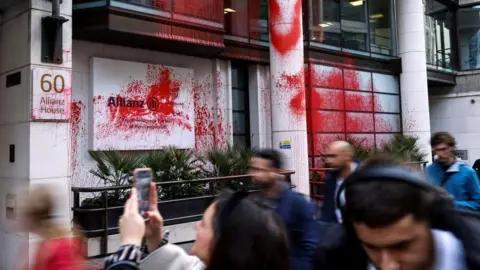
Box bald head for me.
[329,140,354,156]
[325,140,354,169]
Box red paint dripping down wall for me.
[69,100,85,180]
[193,72,230,151]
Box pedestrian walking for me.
[426,132,480,210]
[250,149,319,270]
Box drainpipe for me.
[52,0,60,17]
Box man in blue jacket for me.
[250,149,318,270]
[426,132,480,210]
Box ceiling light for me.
[370,13,384,19]
[319,23,331,27]
[369,19,377,23]
[350,0,363,6]
[224,8,236,13]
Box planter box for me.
[74,196,214,236]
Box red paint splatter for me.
[269,0,302,55]
[346,113,374,133]
[310,88,344,110]
[69,100,85,178]
[193,72,230,151]
[347,134,375,148]
[345,91,373,112]
[312,133,345,155]
[309,65,343,88]
[276,72,306,116]
[311,111,345,132]
[94,65,193,141]
[375,114,401,133]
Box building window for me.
[224,0,269,42]
[458,5,480,70]
[231,64,251,148]
[309,0,395,56]
[424,0,455,70]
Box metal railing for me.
[72,171,295,257]
[309,162,428,203]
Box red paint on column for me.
[269,0,302,55]
[276,72,306,116]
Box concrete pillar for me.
[268,0,310,195]
[0,0,72,269]
[397,0,432,161]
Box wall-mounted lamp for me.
[41,0,68,64]
[224,8,236,13]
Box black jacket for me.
[319,170,340,223]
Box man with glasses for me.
[426,132,480,210]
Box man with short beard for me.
[250,149,318,270]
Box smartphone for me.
[133,168,153,218]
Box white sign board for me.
[91,58,195,150]
[31,67,71,120]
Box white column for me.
[397,0,432,161]
[269,0,310,195]
[0,0,72,269]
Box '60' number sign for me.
[32,67,71,121]
[40,73,66,93]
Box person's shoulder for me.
[458,162,476,173]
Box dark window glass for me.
[233,112,247,134]
[225,0,249,37]
[458,6,480,70]
[309,0,395,56]
[424,0,455,70]
[368,0,393,55]
[231,65,250,147]
[341,0,368,51]
[225,0,269,41]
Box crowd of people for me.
[17,131,480,270]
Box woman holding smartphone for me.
[104,183,290,270]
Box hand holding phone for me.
[133,168,153,219]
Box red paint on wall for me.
[69,100,84,178]
[345,91,373,112]
[311,111,345,133]
[269,0,302,55]
[346,113,374,133]
[276,72,306,116]
[95,66,193,140]
[193,72,229,151]
[310,88,344,110]
[310,66,343,88]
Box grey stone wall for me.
[429,71,480,96]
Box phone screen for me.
[136,170,151,217]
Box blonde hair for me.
[24,185,75,241]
